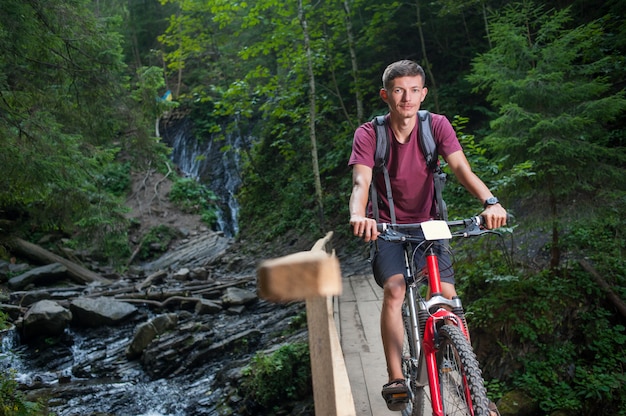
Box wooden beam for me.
[256,231,356,416]
[257,250,341,302]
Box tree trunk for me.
[299,0,325,231]
[415,0,440,112]
[549,191,561,269]
[11,238,112,285]
[343,0,364,124]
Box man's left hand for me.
[481,204,507,229]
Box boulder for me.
[0,260,9,279]
[70,297,137,327]
[497,389,541,416]
[143,233,231,271]
[195,299,222,314]
[8,263,68,290]
[126,313,179,359]
[22,300,72,340]
[173,267,190,281]
[221,287,257,307]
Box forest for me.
[1,0,625,414]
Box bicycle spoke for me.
[436,325,490,416]
[439,345,471,415]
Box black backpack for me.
[370,110,448,223]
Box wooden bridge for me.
[258,232,400,416]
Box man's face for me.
[380,75,428,120]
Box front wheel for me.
[402,309,425,416]
[435,324,491,416]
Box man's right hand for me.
[350,215,379,242]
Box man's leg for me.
[441,281,457,299]
[380,273,410,410]
[381,273,406,381]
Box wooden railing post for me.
[257,231,356,416]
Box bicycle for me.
[377,216,502,416]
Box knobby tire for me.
[436,324,491,416]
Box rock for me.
[8,263,68,290]
[173,267,190,281]
[221,287,257,306]
[137,269,167,289]
[143,233,231,271]
[226,305,246,315]
[22,300,72,340]
[190,267,208,280]
[0,260,9,278]
[18,288,83,307]
[70,297,137,327]
[195,299,222,314]
[18,290,53,307]
[8,263,30,274]
[497,389,541,416]
[126,313,179,359]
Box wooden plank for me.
[338,296,370,354]
[361,351,396,415]
[349,273,381,302]
[343,352,373,416]
[340,273,396,415]
[306,296,356,416]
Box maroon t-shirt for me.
[349,113,462,223]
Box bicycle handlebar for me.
[377,216,496,242]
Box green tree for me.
[468,2,626,268]
[0,0,163,259]
[0,0,124,231]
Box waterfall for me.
[159,115,246,237]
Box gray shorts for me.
[371,237,455,288]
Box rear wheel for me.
[435,324,490,416]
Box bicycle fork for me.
[421,250,474,416]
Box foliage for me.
[459,217,626,413]
[0,371,44,415]
[0,310,9,331]
[138,225,178,261]
[0,0,168,262]
[168,178,219,227]
[467,2,626,266]
[2,0,626,411]
[97,162,132,197]
[240,342,312,409]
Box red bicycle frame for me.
[420,250,474,416]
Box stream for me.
[1,268,308,415]
[0,114,313,415]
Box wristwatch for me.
[483,196,499,209]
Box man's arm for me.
[349,164,379,241]
[445,150,507,229]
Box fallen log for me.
[11,238,111,285]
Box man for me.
[348,60,507,412]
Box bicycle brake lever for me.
[452,223,484,238]
[380,229,407,242]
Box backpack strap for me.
[370,111,448,223]
[418,110,438,171]
[371,116,396,225]
[418,110,448,221]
